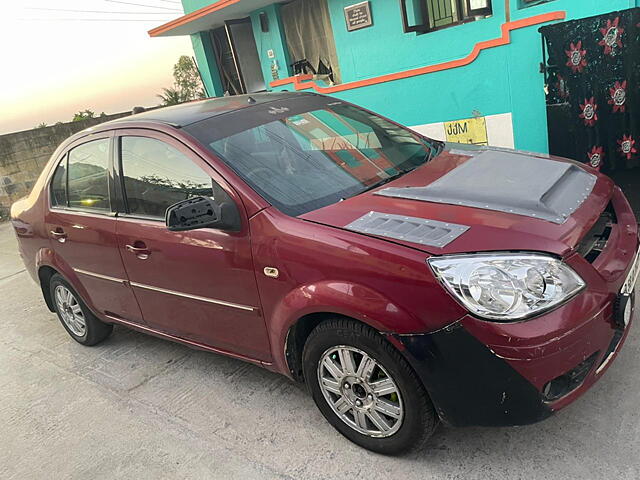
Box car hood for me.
[299,145,614,257]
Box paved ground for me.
[1,221,640,480]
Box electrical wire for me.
[25,8,179,14]
[103,0,182,11]
[20,18,176,22]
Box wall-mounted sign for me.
[466,0,492,16]
[344,1,373,32]
[444,117,488,145]
[469,0,489,9]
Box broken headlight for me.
[427,253,585,321]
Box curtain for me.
[280,0,342,84]
[541,8,639,173]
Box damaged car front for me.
[300,141,639,427]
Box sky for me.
[0,0,194,134]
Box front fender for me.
[268,279,432,376]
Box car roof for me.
[103,92,317,129]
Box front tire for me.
[303,318,438,454]
[50,274,113,346]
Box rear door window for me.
[67,139,111,211]
[119,136,214,219]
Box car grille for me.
[576,202,617,263]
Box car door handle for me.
[126,243,151,260]
[50,229,67,243]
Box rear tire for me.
[50,273,113,346]
[303,318,438,454]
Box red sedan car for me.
[11,93,638,454]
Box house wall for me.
[191,31,225,97]
[182,0,637,154]
[249,4,293,85]
[0,113,130,220]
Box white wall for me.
[411,112,515,149]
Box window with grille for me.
[399,0,492,33]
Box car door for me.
[44,133,145,325]
[113,130,270,362]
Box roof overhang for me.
[149,0,283,37]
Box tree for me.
[72,110,95,122]
[174,56,206,100]
[157,56,206,106]
[157,87,191,106]
[35,122,47,129]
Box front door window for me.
[120,136,214,218]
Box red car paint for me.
[10,96,638,424]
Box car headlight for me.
[427,253,585,321]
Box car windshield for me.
[186,99,440,216]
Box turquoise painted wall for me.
[249,4,293,85]
[182,0,223,97]
[190,31,225,97]
[313,0,635,153]
[182,1,292,97]
[181,0,214,13]
[178,0,637,154]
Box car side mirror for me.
[165,196,224,232]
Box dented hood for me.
[299,145,615,257]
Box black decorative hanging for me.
[541,8,639,174]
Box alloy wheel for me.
[54,285,86,337]
[317,345,404,438]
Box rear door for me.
[113,130,270,362]
[45,133,144,324]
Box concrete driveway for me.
[1,220,639,479]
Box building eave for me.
[148,0,283,37]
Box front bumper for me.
[396,309,633,427]
[397,186,638,427]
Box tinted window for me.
[120,137,214,218]
[187,101,437,216]
[67,139,111,211]
[50,156,68,207]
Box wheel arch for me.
[37,265,58,312]
[268,279,431,379]
[284,312,408,383]
[35,248,94,316]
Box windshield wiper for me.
[360,168,416,194]
[358,142,443,196]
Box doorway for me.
[210,18,265,96]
